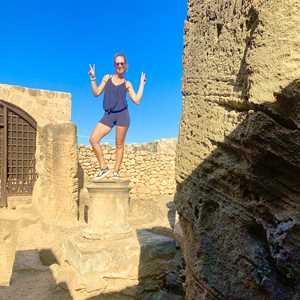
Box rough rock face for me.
[175,1,300,299]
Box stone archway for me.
[0,100,37,207]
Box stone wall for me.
[176,1,300,299]
[0,218,18,286]
[0,83,72,208]
[0,84,71,126]
[32,123,79,224]
[78,138,177,201]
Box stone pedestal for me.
[62,180,177,297]
[62,229,177,296]
[64,231,140,277]
[84,179,132,239]
[0,218,18,286]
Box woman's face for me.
[114,56,127,75]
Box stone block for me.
[63,231,140,277]
[86,179,132,237]
[32,122,79,224]
[137,230,177,279]
[0,218,18,286]
[62,229,176,294]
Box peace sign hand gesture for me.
[88,64,96,79]
[140,72,147,85]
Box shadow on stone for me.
[84,227,184,300]
[166,201,177,230]
[6,82,300,298]
[0,249,73,300]
[173,81,300,299]
[60,179,185,299]
[39,249,59,267]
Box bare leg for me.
[114,125,128,172]
[89,122,112,169]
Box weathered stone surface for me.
[85,180,132,237]
[0,193,182,299]
[62,229,177,296]
[137,229,177,279]
[78,187,89,224]
[63,231,140,277]
[78,138,177,202]
[129,196,176,231]
[145,291,183,300]
[0,84,71,126]
[247,1,300,104]
[63,178,178,297]
[32,123,79,224]
[0,218,18,286]
[176,0,300,299]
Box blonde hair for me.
[114,53,127,64]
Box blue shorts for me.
[99,108,130,128]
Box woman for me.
[88,53,146,180]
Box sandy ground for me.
[0,197,184,300]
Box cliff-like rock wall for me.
[175,1,300,299]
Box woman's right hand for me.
[140,72,147,85]
[88,64,96,78]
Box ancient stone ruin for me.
[0,84,183,299]
[175,0,300,299]
[2,1,300,299]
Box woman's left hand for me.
[140,72,147,85]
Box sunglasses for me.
[115,62,125,66]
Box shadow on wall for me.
[77,163,86,221]
[174,80,300,300]
[234,5,259,99]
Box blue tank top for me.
[103,76,128,112]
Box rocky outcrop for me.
[176,1,300,299]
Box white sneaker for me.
[93,167,110,181]
[111,171,120,180]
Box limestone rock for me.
[32,122,79,224]
[176,0,300,299]
[62,229,177,297]
[0,218,18,286]
[0,83,71,127]
[247,1,300,104]
[145,291,183,300]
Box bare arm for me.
[91,74,110,96]
[88,64,110,97]
[126,72,146,104]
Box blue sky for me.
[0,1,187,145]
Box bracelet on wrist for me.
[90,76,96,81]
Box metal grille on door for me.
[0,100,37,207]
[7,109,36,194]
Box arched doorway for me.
[0,100,37,207]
